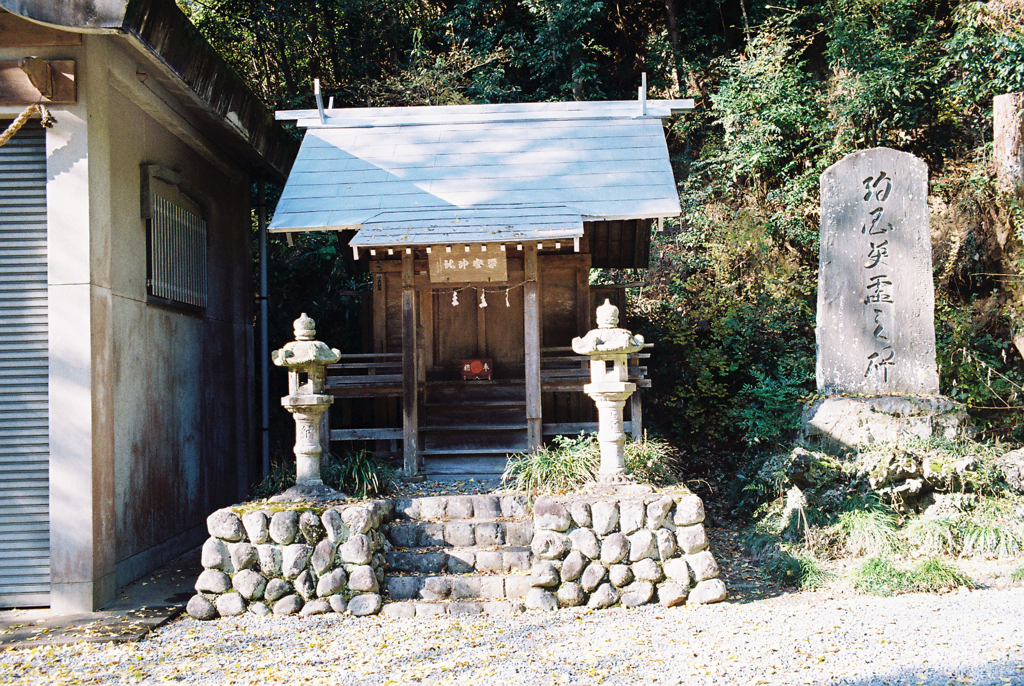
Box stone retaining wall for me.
[187,499,394,620]
[187,490,726,620]
[526,491,726,609]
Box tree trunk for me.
[664,0,682,93]
[275,35,297,97]
[994,92,1024,199]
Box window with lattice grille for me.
[146,193,208,312]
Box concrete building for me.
[0,1,295,612]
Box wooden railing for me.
[325,352,404,398]
[325,346,652,447]
[539,344,651,391]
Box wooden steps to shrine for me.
[419,382,528,478]
[381,494,533,617]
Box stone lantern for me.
[271,313,344,500]
[572,300,646,486]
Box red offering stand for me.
[460,358,493,380]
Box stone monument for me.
[271,313,345,501]
[804,148,970,449]
[572,300,646,486]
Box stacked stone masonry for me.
[187,499,394,620]
[187,491,726,620]
[526,492,727,610]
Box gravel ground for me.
[2,585,1022,685]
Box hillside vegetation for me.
[182,1,1024,584]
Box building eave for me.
[1,0,297,183]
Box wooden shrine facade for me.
[325,224,652,477]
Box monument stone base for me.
[800,395,973,452]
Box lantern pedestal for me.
[271,313,346,502]
[572,300,647,489]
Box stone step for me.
[392,494,531,523]
[387,518,534,549]
[385,546,532,574]
[419,473,504,484]
[384,574,532,602]
[381,599,525,618]
[420,455,511,473]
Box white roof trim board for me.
[269,99,690,246]
[350,205,584,248]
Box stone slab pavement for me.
[0,548,202,648]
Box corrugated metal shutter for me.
[0,122,49,607]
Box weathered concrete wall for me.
[0,31,119,615]
[97,39,255,589]
[0,32,107,614]
[0,25,256,611]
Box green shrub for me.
[249,451,395,501]
[1012,566,1024,583]
[854,557,975,596]
[502,433,680,495]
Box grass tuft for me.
[762,552,834,590]
[903,516,960,557]
[835,502,901,557]
[502,434,597,495]
[910,559,977,593]
[957,498,1024,559]
[854,557,975,596]
[1012,566,1024,583]
[325,449,397,499]
[742,525,833,590]
[250,450,395,501]
[502,433,679,495]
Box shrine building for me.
[271,96,691,479]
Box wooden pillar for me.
[402,251,419,476]
[524,246,542,450]
[319,410,331,464]
[630,392,643,440]
[995,93,1023,198]
[576,254,592,337]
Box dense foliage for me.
[178,0,1024,490]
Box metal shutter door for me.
[0,122,49,607]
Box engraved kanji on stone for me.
[872,309,890,341]
[864,274,893,303]
[817,148,938,395]
[865,346,895,381]
[862,207,894,235]
[864,240,890,269]
[863,171,893,202]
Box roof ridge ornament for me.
[314,78,325,125]
[639,72,647,117]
